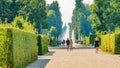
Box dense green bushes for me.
[89,34,97,44]
[115,34,120,54]
[85,37,90,46]
[85,34,97,46]
[37,34,49,55]
[101,33,120,54]
[49,37,57,46]
[0,28,38,68]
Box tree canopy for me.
[72,0,94,40]
[90,0,120,33]
[0,0,47,34]
[47,1,63,39]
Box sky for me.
[46,0,94,24]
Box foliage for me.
[0,0,22,23]
[0,27,38,68]
[0,0,47,34]
[50,37,57,46]
[85,37,90,46]
[37,34,49,55]
[115,34,120,54]
[89,34,97,44]
[47,10,55,16]
[101,33,120,54]
[42,29,48,35]
[47,1,63,40]
[0,23,12,28]
[48,26,57,38]
[90,0,120,33]
[18,0,47,34]
[72,0,94,40]
[68,23,73,39]
[12,16,35,33]
[115,28,120,34]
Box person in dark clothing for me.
[62,40,65,46]
[66,38,70,50]
[94,37,100,53]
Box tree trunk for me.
[39,17,42,34]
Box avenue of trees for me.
[47,1,63,39]
[69,0,120,40]
[89,0,120,33]
[71,0,94,40]
[0,0,47,34]
[0,0,63,40]
[1,0,120,42]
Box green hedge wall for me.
[37,34,48,55]
[0,28,38,68]
[101,33,120,54]
[115,34,120,54]
[89,34,97,44]
[49,37,57,46]
[0,28,12,68]
[85,37,90,46]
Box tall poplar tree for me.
[47,1,63,39]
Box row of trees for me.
[89,0,120,33]
[0,0,47,34]
[71,0,94,40]
[70,0,120,41]
[0,0,63,42]
[47,1,63,40]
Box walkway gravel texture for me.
[27,47,120,68]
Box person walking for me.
[66,38,70,51]
[94,37,100,53]
[62,40,65,46]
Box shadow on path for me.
[26,59,50,68]
[26,51,55,68]
[44,51,55,56]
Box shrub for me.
[12,16,35,33]
[0,28,38,68]
[89,34,97,44]
[85,37,90,46]
[115,34,120,54]
[49,37,57,46]
[37,34,49,55]
[101,33,120,54]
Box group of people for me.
[56,37,100,53]
[57,38,73,51]
[57,40,65,46]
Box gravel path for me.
[27,46,120,68]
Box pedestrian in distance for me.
[66,38,70,51]
[62,39,65,46]
[94,37,100,53]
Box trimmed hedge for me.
[49,37,57,46]
[0,28,38,68]
[89,34,97,44]
[85,37,90,46]
[37,34,49,55]
[101,33,120,54]
[115,34,120,54]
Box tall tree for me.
[90,0,120,33]
[0,0,47,34]
[18,0,47,34]
[0,0,22,23]
[47,1,63,39]
[72,0,93,40]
